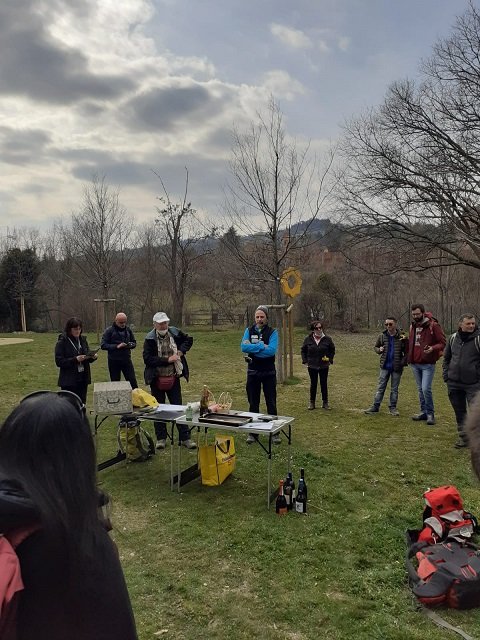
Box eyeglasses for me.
[21,390,86,416]
[385,322,394,327]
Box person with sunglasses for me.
[0,391,137,640]
[301,320,336,410]
[364,316,408,416]
[55,317,98,404]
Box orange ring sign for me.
[281,268,302,298]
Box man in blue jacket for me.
[241,305,280,444]
[101,312,138,389]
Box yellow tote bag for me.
[199,435,236,486]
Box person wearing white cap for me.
[143,312,196,449]
[241,305,280,444]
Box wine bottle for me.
[200,385,209,417]
[295,468,307,514]
[276,480,288,515]
[284,471,293,510]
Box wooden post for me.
[287,302,294,378]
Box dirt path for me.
[0,338,34,345]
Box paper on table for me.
[154,403,186,412]
[248,421,275,430]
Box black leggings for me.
[308,367,329,404]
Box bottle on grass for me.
[284,471,294,511]
[276,480,288,515]
[295,468,307,514]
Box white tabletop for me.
[176,410,294,435]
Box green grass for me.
[1,329,479,639]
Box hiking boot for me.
[307,402,315,410]
[364,407,379,415]
[272,434,281,445]
[246,434,258,444]
[322,403,331,410]
[426,414,436,426]
[155,439,166,450]
[411,413,427,421]
[454,439,468,449]
[181,439,197,450]
[389,408,400,416]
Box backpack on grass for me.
[117,416,155,462]
[406,485,480,610]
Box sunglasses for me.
[385,322,394,327]
[21,390,86,416]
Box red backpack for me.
[406,486,480,609]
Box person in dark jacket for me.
[0,391,137,640]
[443,314,480,448]
[241,305,280,444]
[408,304,446,425]
[301,320,335,410]
[101,312,138,389]
[143,311,196,450]
[54,317,97,404]
[364,317,408,416]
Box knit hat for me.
[255,305,269,318]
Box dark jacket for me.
[0,478,137,640]
[408,314,446,364]
[101,324,136,362]
[55,333,95,387]
[374,329,408,372]
[443,329,480,387]
[143,327,193,385]
[301,333,335,369]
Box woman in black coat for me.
[0,391,137,640]
[301,320,336,410]
[54,317,97,404]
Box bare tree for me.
[153,168,213,324]
[339,3,480,273]
[225,97,335,303]
[68,175,135,297]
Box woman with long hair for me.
[0,391,137,640]
[55,317,97,404]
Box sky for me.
[0,0,471,233]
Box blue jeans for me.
[372,368,402,409]
[410,363,436,415]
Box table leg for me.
[267,434,272,509]
[170,421,174,491]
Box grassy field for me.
[1,328,479,640]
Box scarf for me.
[156,331,183,377]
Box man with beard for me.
[408,304,446,426]
[443,314,480,448]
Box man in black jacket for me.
[101,312,138,389]
[443,314,480,448]
[364,316,408,416]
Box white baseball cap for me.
[153,312,170,323]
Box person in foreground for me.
[241,305,280,444]
[101,312,138,389]
[364,316,408,416]
[301,320,335,410]
[55,316,97,404]
[408,304,446,425]
[0,391,137,640]
[143,312,196,450]
[443,314,480,449]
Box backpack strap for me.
[421,607,475,640]
[450,332,457,347]
[475,335,480,354]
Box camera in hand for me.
[244,355,252,363]
[127,342,135,348]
